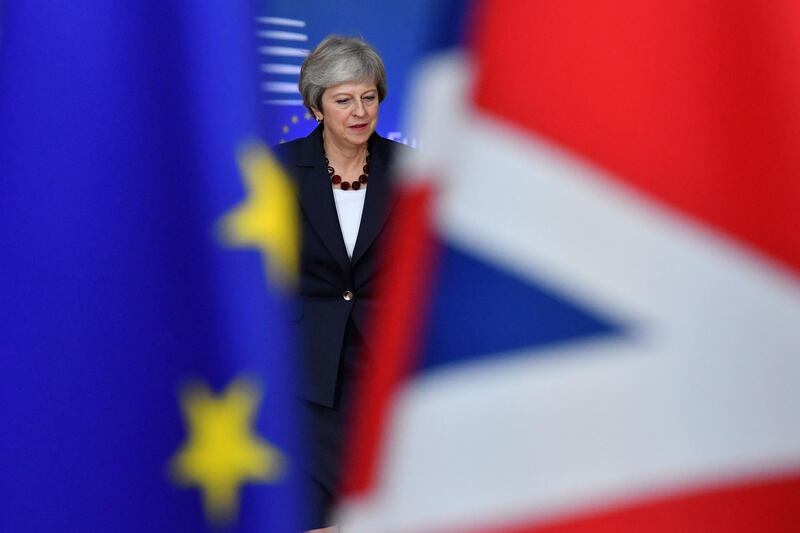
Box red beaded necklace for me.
[325,153,369,191]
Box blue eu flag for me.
[0,2,303,531]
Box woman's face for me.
[316,80,379,150]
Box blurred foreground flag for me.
[0,2,303,532]
[339,1,800,531]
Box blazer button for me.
[342,290,354,301]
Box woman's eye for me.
[363,95,376,101]
[336,99,349,105]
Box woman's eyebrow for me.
[331,89,376,97]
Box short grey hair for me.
[299,35,387,115]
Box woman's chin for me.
[342,133,371,147]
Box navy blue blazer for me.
[273,124,411,407]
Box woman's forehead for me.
[324,80,377,96]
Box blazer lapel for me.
[296,126,351,275]
[351,136,396,266]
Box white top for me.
[332,187,367,258]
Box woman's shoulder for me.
[271,125,323,167]
[270,136,305,164]
[371,134,415,164]
[271,137,319,174]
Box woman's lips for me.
[349,124,368,130]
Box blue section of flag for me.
[419,243,623,371]
[259,0,470,145]
[0,2,302,532]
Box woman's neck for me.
[322,132,368,176]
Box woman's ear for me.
[310,107,323,122]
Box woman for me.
[273,35,411,531]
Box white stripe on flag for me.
[255,16,306,28]
[257,30,308,41]
[259,46,309,58]
[260,63,302,75]
[261,81,299,94]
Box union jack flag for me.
[338,2,800,531]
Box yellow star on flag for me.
[220,141,298,286]
[170,378,284,524]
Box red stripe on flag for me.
[341,183,440,497]
[473,0,800,275]
[461,470,800,533]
